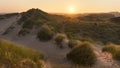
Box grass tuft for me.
[0,39,44,68]
[67,42,97,67]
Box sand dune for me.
[0,15,120,68]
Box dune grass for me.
[68,39,80,48]
[54,34,66,48]
[67,42,97,67]
[102,44,118,55]
[18,8,120,44]
[0,39,44,68]
[37,25,54,41]
[102,44,120,61]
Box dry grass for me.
[0,39,44,68]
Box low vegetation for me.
[68,39,79,48]
[65,22,120,44]
[0,39,44,68]
[18,8,66,36]
[18,8,120,44]
[102,44,120,61]
[37,25,54,41]
[102,44,118,55]
[55,34,66,45]
[77,13,114,21]
[110,17,120,24]
[54,34,66,48]
[114,50,120,61]
[67,42,97,66]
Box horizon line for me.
[0,8,120,14]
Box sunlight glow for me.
[68,7,76,14]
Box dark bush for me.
[102,44,120,61]
[102,44,118,56]
[114,50,120,61]
[37,25,54,41]
[22,20,34,29]
[68,40,79,48]
[55,34,66,45]
[67,42,97,66]
[110,17,120,24]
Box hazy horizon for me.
[0,0,120,13]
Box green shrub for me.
[68,40,79,48]
[22,20,34,29]
[55,34,66,45]
[65,21,120,44]
[102,44,120,61]
[102,44,118,56]
[37,25,54,41]
[67,42,97,66]
[0,39,44,68]
[114,50,120,61]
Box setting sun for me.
[68,7,76,14]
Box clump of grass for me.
[37,25,54,41]
[0,39,44,68]
[54,34,66,48]
[114,50,120,61]
[68,39,80,48]
[102,44,118,56]
[67,42,97,67]
[102,44,120,61]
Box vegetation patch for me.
[17,9,120,44]
[102,44,118,55]
[55,34,66,48]
[67,42,97,66]
[65,22,120,44]
[68,39,79,48]
[0,39,44,68]
[37,25,54,41]
[102,44,120,61]
[110,17,120,24]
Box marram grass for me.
[0,39,44,68]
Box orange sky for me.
[0,0,120,13]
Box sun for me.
[68,7,76,14]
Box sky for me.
[0,0,120,13]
